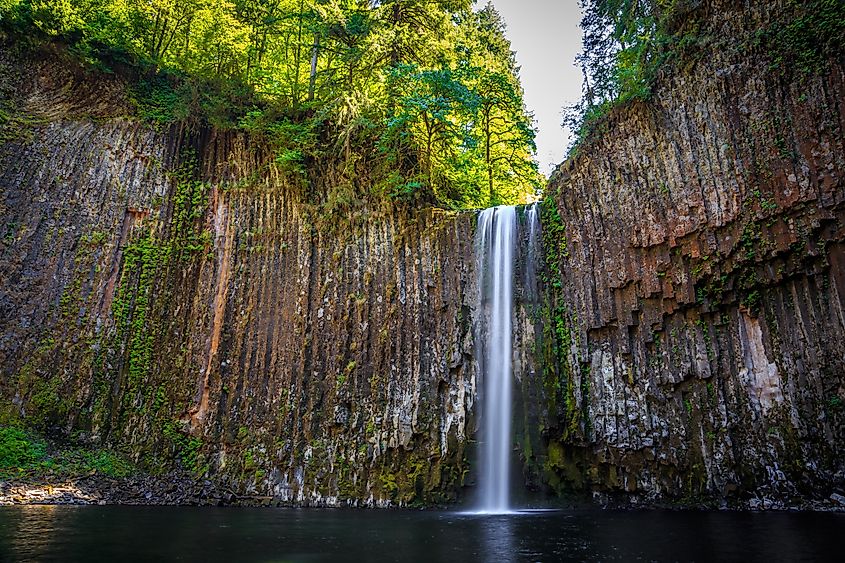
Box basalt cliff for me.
[1,0,844,509]
[537,1,845,508]
[0,45,485,506]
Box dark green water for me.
[0,506,842,561]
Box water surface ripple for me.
[1,506,842,562]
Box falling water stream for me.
[474,203,542,514]
[475,205,517,513]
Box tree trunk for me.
[485,113,493,204]
[308,34,320,102]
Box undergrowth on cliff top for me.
[564,0,691,155]
[0,0,543,209]
[565,0,845,156]
[0,426,134,479]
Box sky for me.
[487,0,584,174]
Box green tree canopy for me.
[1,0,539,208]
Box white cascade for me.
[475,205,517,513]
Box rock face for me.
[540,1,845,506]
[2,0,844,510]
[0,47,482,505]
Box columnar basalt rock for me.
[0,47,481,506]
[541,2,845,506]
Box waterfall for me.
[475,205,517,513]
[524,202,541,306]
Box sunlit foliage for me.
[0,0,542,207]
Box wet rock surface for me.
[2,470,380,507]
[0,473,293,507]
[1,474,206,506]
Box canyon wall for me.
[0,46,491,505]
[3,0,844,511]
[541,0,845,507]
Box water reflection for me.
[480,515,515,563]
[8,504,61,556]
[0,506,842,562]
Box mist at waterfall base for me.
[2,505,842,562]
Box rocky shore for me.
[4,474,845,512]
[1,474,313,507]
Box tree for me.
[474,70,538,204]
[455,3,540,204]
[384,64,477,198]
[374,0,469,67]
[565,0,674,153]
[1,0,540,208]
